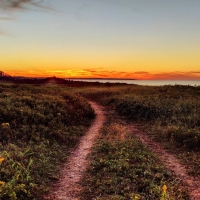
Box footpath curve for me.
[44,101,105,200]
[127,124,200,200]
[44,100,200,200]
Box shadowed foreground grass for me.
[0,84,95,199]
[81,113,189,200]
[0,82,199,199]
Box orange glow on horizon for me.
[5,69,200,80]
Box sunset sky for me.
[0,0,200,79]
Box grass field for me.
[0,83,94,199]
[80,111,189,200]
[79,84,200,199]
[0,82,199,199]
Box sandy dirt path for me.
[128,124,200,200]
[44,101,105,200]
[44,100,200,200]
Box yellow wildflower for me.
[0,181,5,186]
[1,123,10,127]
[161,185,167,200]
[135,195,139,200]
[0,157,5,163]
[20,184,25,188]
[163,185,167,192]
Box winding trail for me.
[44,101,105,200]
[128,124,200,200]
[44,101,200,200]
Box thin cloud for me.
[147,72,200,80]
[132,71,150,75]
[0,0,51,34]
[190,71,200,74]
[0,0,46,10]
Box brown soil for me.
[44,101,105,200]
[128,124,200,200]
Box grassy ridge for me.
[81,112,189,199]
[81,85,200,177]
[0,84,95,199]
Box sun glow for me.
[4,69,200,80]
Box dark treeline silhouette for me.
[0,70,128,86]
[0,71,11,77]
[0,76,127,87]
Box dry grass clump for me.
[101,123,127,141]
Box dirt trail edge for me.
[128,124,200,200]
[44,101,105,200]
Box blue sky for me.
[0,0,200,79]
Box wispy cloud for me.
[0,0,51,34]
[139,71,200,80]
[0,0,46,10]
[189,71,200,74]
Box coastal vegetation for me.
[79,84,200,199]
[0,83,94,199]
[81,111,189,199]
[81,84,200,178]
[82,85,200,149]
[0,80,199,199]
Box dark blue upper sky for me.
[0,0,200,79]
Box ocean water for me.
[69,79,200,86]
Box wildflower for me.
[0,157,5,163]
[1,123,10,127]
[0,181,5,186]
[135,195,139,200]
[20,184,25,188]
[163,185,167,192]
[161,185,167,200]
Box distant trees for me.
[0,71,11,77]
